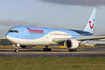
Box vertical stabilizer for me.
[84,9,96,33]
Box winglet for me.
[84,9,96,33]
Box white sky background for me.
[0,0,105,37]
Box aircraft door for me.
[24,29,28,37]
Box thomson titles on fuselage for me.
[27,28,44,34]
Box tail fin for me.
[84,9,96,33]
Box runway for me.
[0,47,105,57]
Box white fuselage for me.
[6,31,72,45]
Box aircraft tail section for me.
[84,9,96,33]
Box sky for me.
[0,0,105,37]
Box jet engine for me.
[20,45,34,49]
[64,39,79,49]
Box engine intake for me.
[64,39,79,49]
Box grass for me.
[0,57,105,70]
[0,46,105,70]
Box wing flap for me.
[76,35,105,41]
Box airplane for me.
[5,9,105,53]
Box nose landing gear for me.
[14,44,19,53]
[15,47,19,53]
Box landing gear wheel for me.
[68,49,77,52]
[43,45,52,52]
[43,48,51,52]
[15,49,18,53]
[43,48,46,52]
[43,48,45,52]
[48,48,51,52]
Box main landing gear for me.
[43,45,51,52]
[68,49,77,52]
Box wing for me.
[52,35,105,42]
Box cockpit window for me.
[9,30,18,33]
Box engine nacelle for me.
[64,39,79,49]
[20,45,34,49]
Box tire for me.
[43,48,46,52]
[15,49,18,53]
[68,49,76,52]
[49,48,51,52]
[43,48,51,52]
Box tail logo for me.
[89,19,94,29]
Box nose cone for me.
[6,36,11,41]
[5,33,15,43]
[5,32,14,41]
[5,33,11,40]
